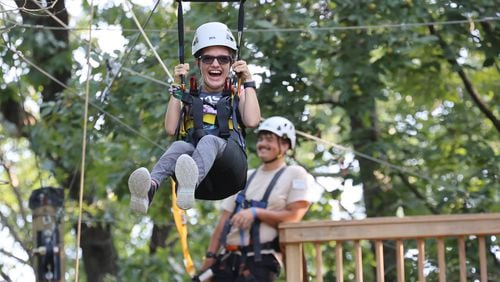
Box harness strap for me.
[226,240,279,253]
[184,114,235,130]
[231,94,245,147]
[220,168,256,247]
[250,167,286,261]
[191,95,205,145]
[236,0,245,61]
[176,0,186,87]
[171,179,195,276]
[179,90,245,147]
[175,80,196,140]
[216,96,232,139]
[220,166,287,261]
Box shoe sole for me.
[175,154,198,210]
[128,167,151,214]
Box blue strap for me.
[219,169,258,247]
[251,166,286,261]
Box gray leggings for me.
[150,135,227,186]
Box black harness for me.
[176,77,246,148]
[221,166,287,261]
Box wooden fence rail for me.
[279,213,500,282]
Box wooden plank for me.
[285,243,303,282]
[458,237,466,282]
[396,240,405,282]
[437,238,446,282]
[315,243,324,282]
[478,236,487,282]
[279,213,500,243]
[375,240,384,282]
[417,239,426,282]
[336,242,343,282]
[354,240,363,282]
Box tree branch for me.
[428,24,500,132]
[1,269,13,282]
[0,211,29,255]
[309,99,342,107]
[0,248,29,265]
[479,21,500,71]
[1,160,28,224]
[396,172,439,214]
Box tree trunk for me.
[80,224,118,282]
[150,224,173,254]
[349,95,398,281]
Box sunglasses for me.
[198,55,233,65]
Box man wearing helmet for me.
[199,116,314,281]
[128,22,260,212]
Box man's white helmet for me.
[258,116,296,149]
[192,22,237,57]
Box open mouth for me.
[257,146,271,153]
[208,70,222,77]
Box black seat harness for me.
[220,166,287,262]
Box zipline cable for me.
[74,1,95,281]
[5,44,166,151]
[176,0,186,88]
[123,0,175,82]
[3,15,499,33]
[295,130,435,184]
[31,0,67,28]
[14,1,167,149]
[101,0,162,102]
[122,66,170,86]
[31,0,163,104]
[235,0,245,96]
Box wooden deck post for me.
[375,240,384,282]
[417,239,426,282]
[285,242,303,282]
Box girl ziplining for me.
[128,15,259,212]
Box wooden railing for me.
[279,213,500,282]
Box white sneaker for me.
[175,154,198,210]
[128,167,151,214]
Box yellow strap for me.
[184,114,234,131]
[171,179,196,276]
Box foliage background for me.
[0,0,498,281]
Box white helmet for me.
[258,116,296,149]
[192,22,237,57]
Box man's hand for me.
[230,208,255,229]
[200,257,216,273]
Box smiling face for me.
[197,46,233,92]
[256,131,290,163]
